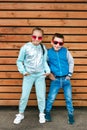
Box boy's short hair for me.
[32,27,44,35]
[52,33,64,41]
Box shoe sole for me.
[68,121,75,125]
[46,118,51,122]
[39,120,46,123]
[13,117,24,124]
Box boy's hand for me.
[65,76,71,80]
[48,73,56,80]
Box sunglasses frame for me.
[52,40,64,46]
[32,35,42,40]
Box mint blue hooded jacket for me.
[16,42,50,75]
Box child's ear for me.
[51,40,53,45]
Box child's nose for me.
[57,43,60,46]
[36,37,39,40]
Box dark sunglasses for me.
[53,40,64,46]
[32,35,42,40]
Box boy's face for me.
[51,36,64,51]
[31,30,43,46]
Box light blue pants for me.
[19,73,46,113]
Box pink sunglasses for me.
[32,35,42,40]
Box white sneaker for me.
[39,113,46,123]
[13,114,24,124]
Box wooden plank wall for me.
[0,0,87,106]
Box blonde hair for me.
[32,27,44,35]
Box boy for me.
[13,27,50,124]
[45,33,75,124]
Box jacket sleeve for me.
[43,46,50,74]
[67,50,74,76]
[16,46,27,75]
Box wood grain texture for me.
[0,0,87,106]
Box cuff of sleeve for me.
[68,72,72,77]
[23,71,27,75]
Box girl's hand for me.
[24,72,30,76]
[43,73,50,77]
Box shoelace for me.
[40,114,45,119]
[16,114,23,120]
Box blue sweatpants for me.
[19,73,46,113]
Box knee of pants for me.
[66,97,72,105]
[20,94,29,102]
[47,94,56,103]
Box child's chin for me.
[55,48,61,51]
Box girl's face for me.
[31,30,43,46]
[51,37,64,51]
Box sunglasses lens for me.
[38,37,42,40]
[59,42,64,46]
[32,35,36,39]
[53,41,58,45]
